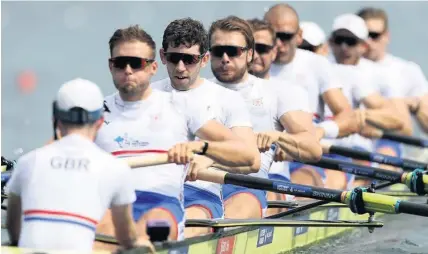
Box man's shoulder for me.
[151,78,172,92]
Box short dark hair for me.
[356,7,389,31]
[208,15,255,52]
[247,18,276,43]
[109,25,156,58]
[162,18,208,55]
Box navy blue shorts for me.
[374,139,402,158]
[184,184,223,219]
[289,162,326,182]
[133,191,184,224]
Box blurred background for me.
[2,1,428,158]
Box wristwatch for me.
[197,141,209,155]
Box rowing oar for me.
[375,131,428,148]
[110,154,428,217]
[194,170,428,217]
[322,143,427,171]
[304,156,428,196]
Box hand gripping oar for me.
[379,131,428,148]
[194,170,428,217]
[304,156,428,196]
[322,143,427,171]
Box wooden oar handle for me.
[121,153,171,168]
[196,169,227,184]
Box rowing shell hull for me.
[1,184,409,254]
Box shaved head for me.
[264,3,300,24]
[263,3,302,64]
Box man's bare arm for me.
[195,120,260,168]
[322,88,362,137]
[6,193,22,245]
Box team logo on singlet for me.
[252,98,263,107]
[114,133,149,148]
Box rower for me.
[5,78,152,252]
[327,13,413,175]
[208,16,322,219]
[263,4,364,188]
[357,7,428,146]
[299,17,406,188]
[93,24,258,245]
[246,18,320,213]
[151,18,260,237]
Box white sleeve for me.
[352,70,378,102]
[223,92,252,128]
[376,66,402,98]
[275,83,311,118]
[317,56,343,94]
[110,161,136,207]
[406,62,428,96]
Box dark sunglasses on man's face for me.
[332,36,359,47]
[209,45,248,58]
[164,52,204,65]
[109,56,154,70]
[368,31,383,40]
[276,32,296,42]
[255,43,274,54]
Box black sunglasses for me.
[109,56,154,70]
[276,32,296,42]
[332,36,359,47]
[209,45,248,58]
[255,43,274,54]
[164,52,204,65]
[368,31,383,40]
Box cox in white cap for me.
[299,21,329,56]
[329,13,369,65]
[52,78,105,139]
[5,77,153,252]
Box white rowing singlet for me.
[95,90,212,200]
[269,48,342,123]
[377,53,428,97]
[324,60,378,151]
[214,74,311,180]
[6,134,136,252]
[151,78,252,198]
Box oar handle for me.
[381,132,428,148]
[307,157,403,182]
[396,200,428,217]
[325,144,427,170]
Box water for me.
[292,213,428,254]
[2,1,428,252]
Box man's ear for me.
[159,48,167,65]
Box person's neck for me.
[61,129,96,142]
[262,72,270,80]
[119,86,152,102]
[374,51,387,62]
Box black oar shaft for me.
[328,145,427,170]
[382,132,428,148]
[307,157,403,182]
[224,173,343,202]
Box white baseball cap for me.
[332,13,368,40]
[300,21,326,46]
[55,78,104,123]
